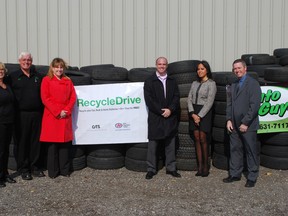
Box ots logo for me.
[115,123,123,128]
[92,125,100,129]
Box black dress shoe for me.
[21,173,33,180]
[245,180,256,188]
[166,171,181,178]
[5,176,16,183]
[195,171,202,177]
[145,171,156,180]
[0,181,6,188]
[32,171,45,177]
[223,176,241,183]
[201,172,210,177]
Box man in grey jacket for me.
[223,59,261,187]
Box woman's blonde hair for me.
[47,58,69,79]
[0,62,7,73]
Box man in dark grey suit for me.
[223,59,261,187]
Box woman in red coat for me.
[40,58,76,178]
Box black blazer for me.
[144,73,180,140]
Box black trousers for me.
[0,123,13,180]
[47,141,71,178]
[15,111,42,174]
[147,137,176,173]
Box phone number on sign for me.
[259,123,288,130]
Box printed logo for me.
[115,123,123,128]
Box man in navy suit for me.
[223,59,261,187]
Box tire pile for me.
[4,48,288,172]
[167,60,200,171]
[258,48,288,170]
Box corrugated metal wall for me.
[0,0,287,71]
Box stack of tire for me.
[80,64,129,85]
[259,53,288,170]
[124,67,156,172]
[167,60,200,171]
[242,53,280,85]
[211,72,234,170]
[86,144,126,170]
[80,65,129,170]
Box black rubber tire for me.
[212,152,229,170]
[279,55,288,66]
[247,65,281,77]
[91,67,128,81]
[178,121,189,134]
[128,68,155,82]
[65,70,92,86]
[178,133,194,148]
[91,79,130,85]
[87,145,125,158]
[213,114,227,128]
[87,155,125,170]
[176,147,196,159]
[124,156,164,172]
[259,133,288,146]
[180,97,188,110]
[4,63,20,75]
[215,86,227,102]
[178,84,191,98]
[125,142,148,149]
[273,48,288,58]
[260,154,288,170]
[35,65,49,75]
[167,60,201,75]
[264,67,288,82]
[241,54,270,65]
[80,64,115,75]
[70,155,86,171]
[70,145,86,158]
[180,109,189,122]
[261,144,288,158]
[176,158,197,171]
[213,142,225,155]
[250,55,276,65]
[126,146,147,161]
[214,101,227,115]
[213,72,237,86]
[170,72,198,85]
[125,157,147,172]
[212,127,229,143]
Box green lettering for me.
[258,102,270,116]
[279,102,288,117]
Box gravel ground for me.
[0,166,287,216]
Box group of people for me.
[0,52,76,187]
[144,57,261,188]
[0,54,261,188]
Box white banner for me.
[258,86,288,133]
[73,83,148,144]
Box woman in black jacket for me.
[0,62,16,187]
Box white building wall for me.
[0,0,287,71]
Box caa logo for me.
[115,123,123,128]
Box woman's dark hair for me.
[196,60,213,81]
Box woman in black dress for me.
[187,61,216,177]
[0,62,16,187]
